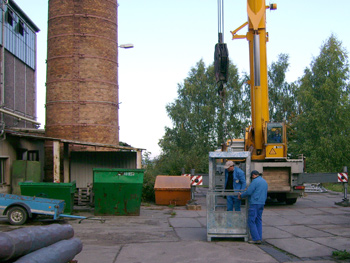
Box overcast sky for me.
[14,0,350,157]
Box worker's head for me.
[224,161,235,171]
[250,170,260,180]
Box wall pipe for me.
[0,107,41,125]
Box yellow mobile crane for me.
[233,0,285,160]
[215,0,305,204]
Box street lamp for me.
[118,43,134,49]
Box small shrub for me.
[142,171,156,202]
[332,250,350,260]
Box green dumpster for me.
[93,168,144,216]
[19,181,76,214]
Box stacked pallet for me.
[74,185,93,206]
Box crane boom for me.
[231,0,284,160]
[247,0,270,156]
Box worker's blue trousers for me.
[227,196,241,211]
[248,204,264,241]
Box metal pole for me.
[191,169,195,200]
[335,166,349,207]
[343,166,348,202]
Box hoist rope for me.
[217,0,224,43]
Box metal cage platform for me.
[207,151,251,241]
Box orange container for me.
[154,176,191,206]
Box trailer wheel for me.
[7,206,28,225]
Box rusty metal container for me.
[154,176,191,206]
[93,168,144,216]
[45,0,119,145]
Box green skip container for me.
[19,181,76,214]
[93,168,144,216]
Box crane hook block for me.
[214,43,229,84]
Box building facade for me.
[0,0,43,194]
[0,0,39,128]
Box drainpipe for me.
[1,0,6,117]
[0,108,41,126]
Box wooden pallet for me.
[74,186,92,206]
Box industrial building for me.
[0,0,44,195]
[0,0,142,202]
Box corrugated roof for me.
[5,128,144,151]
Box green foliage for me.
[289,35,350,172]
[142,34,350,197]
[158,59,249,174]
[332,250,350,260]
[323,183,350,193]
[141,151,157,202]
[268,53,298,123]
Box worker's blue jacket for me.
[241,176,268,205]
[224,166,246,190]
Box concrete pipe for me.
[14,238,83,263]
[0,224,74,261]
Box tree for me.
[268,53,298,123]
[158,59,248,174]
[290,35,350,172]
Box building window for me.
[28,151,39,161]
[0,159,5,184]
[16,149,39,161]
[267,123,283,144]
[16,148,27,160]
[3,7,36,69]
[6,9,14,26]
[17,21,25,36]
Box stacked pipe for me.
[0,224,82,262]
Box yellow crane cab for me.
[265,122,287,159]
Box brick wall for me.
[45,0,119,145]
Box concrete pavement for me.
[1,188,349,262]
[71,188,350,263]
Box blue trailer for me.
[0,193,102,225]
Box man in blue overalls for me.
[224,161,246,211]
[238,170,268,244]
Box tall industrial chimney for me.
[45,0,119,145]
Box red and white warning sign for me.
[182,174,203,185]
[338,173,348,182]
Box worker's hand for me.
[238,192,241,200]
